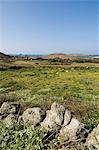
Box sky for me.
[0,0,99,55]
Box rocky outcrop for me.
[41,102,65,132]
[0,52,13,60]
[20,107,45,127]
[41,102,85,143]
[86,124,99,150]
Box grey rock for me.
[63,109,71,126]
[86,124,99,150]
[59,118,84,142]
[0,102,22,120]
[3,114,17,127]
[41,102,65,132]
[22,107,45,127]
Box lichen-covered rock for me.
[41,102,65,132]
[21,107,45,127]
[59,118,84,142]
[86,124,99,150]
[0,102,22,120]
[3,114,17,127]
[62,109,71,126]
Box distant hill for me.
[43,53,68,59]
[0,52,13,61]
[0,52,99,61]
[43,53,99,59]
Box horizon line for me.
[0,51,99,56]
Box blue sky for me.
[0,0,98,54]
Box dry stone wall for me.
[0,101,99,149]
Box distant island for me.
[0,52,99,60]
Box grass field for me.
[0,60,99,149]
[0,60,99,126]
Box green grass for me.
[0,61,99,149]
[0,123,57,150]
[0,65,99,126]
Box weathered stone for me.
[41,102,65,132]
[63,109,71,126]
[3,114,17,127]
[86,124,99,150]
[22,107,45,127]
[59,118,84,142]
[0,102,22,119]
